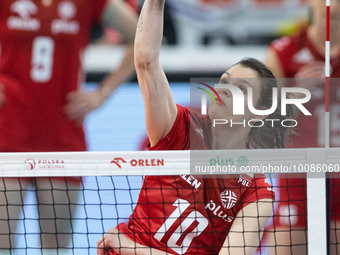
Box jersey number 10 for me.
[154,198,209,254]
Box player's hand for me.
[97,228,139,255]
[294,61,325,94]
[64,90,107,126]
[0,83,5,109]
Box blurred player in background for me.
[264,0,340,254]
[0,0,137,253]
[96,0,300,254]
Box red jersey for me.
[270,29,340,148]
[0,0,107,152]
[116,105,275,254]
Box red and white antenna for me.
[307,2,330,255]
[325,0,330,148]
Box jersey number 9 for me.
[30,36,55,83]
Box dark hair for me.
[233,58,296,149]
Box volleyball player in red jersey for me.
[0,0,137,252]
[96,0,297,254]
[264,0,340,254]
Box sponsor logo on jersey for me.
[196,128,204,138]
[7,0,41,31]
[25,158,65,170]
[264,179,275,192]
[220,190,237,209]
[205,200,234,222]
[51,1,79,35]
[110,158,164,168]
[238,176,252,187]
[293,48,314,64]
[273,37,290,51]
[180,175,202,189]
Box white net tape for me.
[0,148,339,177]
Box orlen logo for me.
[25,158,36,170]
[111,158,164,168]
[110,158,126,169]
[25,159,65,169]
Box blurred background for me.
[86,0,309,83]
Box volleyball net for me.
[0,76,339,255]
[0,148,339,255]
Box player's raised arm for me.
[134,0,177,147]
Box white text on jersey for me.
[205,200,234,223]
[180,175,202,189]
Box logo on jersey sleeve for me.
[264,179,275,192]
[293,48,314,64]
[196,128,204,138]
[272,37,290,51]
[238,176,252,187]
[51,1,79,35]
[220,190,237,209]
[7,0,41,31]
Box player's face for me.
[208,64,262,123]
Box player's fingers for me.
[298,61,324,70]
[97,244,103,255]
[297,67,324,78]
[65,91,85,104]
[97,235,107,255]
[97,243,106,255]
[64,103,78,120]
[97,232,115,249]
[297,63,325,78]
[64,101,89,120]
[301,61,325,69]
[65,91,77,101]
[312,61,326,67]
[97,228,122,255]
[97,243,102,255]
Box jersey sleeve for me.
[148,105,190,151]
[91,0,109,23]
[269,36,295,77]
[237,177,275,211]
